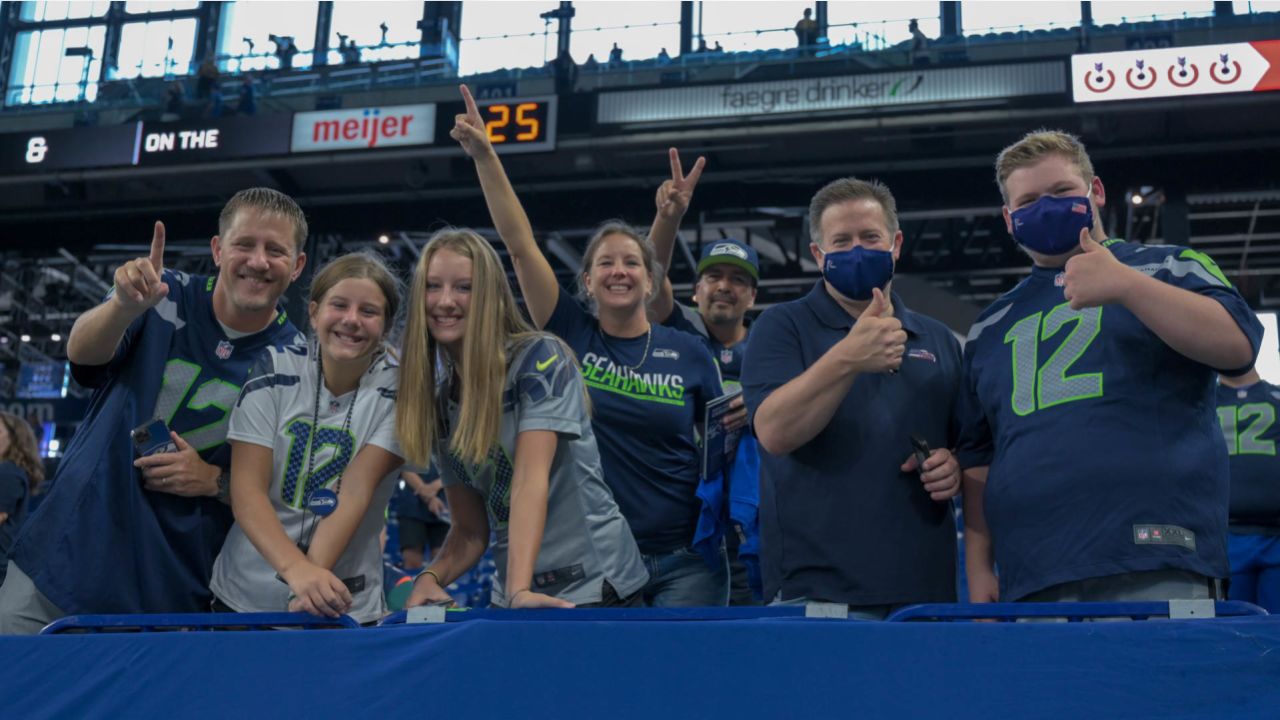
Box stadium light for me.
[378,234,390,244]
[20,334,31,342]
[51,333,62,342]
[1131,193,1144,205]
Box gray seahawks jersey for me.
[211,344,402,623]
[438,334,647,606]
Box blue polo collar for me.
[802,280,925,337]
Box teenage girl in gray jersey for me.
[211,253,405,622]
[397,231,647,609]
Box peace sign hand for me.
[655,148,706,219]
[112,220,169,313]
[449,84,493,159]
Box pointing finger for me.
[149,221,165,271]
[459,84,482,124]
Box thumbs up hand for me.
[112,220,170,315]
[839,288,907,374]
[1062,228,1136,310]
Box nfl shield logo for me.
[1054,273,1066,287]
[215,340,233,360]
[720,349,734,365]
[1138,529,1150,540]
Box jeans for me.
[1228,532,1280,613]
[640,545,729,607]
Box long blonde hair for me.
[0,412,44,492]
[397,229,539,467]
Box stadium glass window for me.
[1091,1,1214,25]
[1233,0,1280,12]
[115,18,198,79]
[124,0,199,11]
[19,1,110,22]
[698,1,814,53]
[7,25,107,105]
[570,3,681,64]
[217,0,319,72]
[960,1,1080,35]
[457,2,559,76]
[328,1,424,64]
[826,1,939,51]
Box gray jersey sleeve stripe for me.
[966,303,1013,343]
[1132,255,1228,288]
[236,373,301,407]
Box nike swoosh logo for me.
[535,354,558,372]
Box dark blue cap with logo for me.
[697,239,759,281]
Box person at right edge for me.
[958,130,1262,605]
[1216,367,1280,613]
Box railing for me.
[3,9,1277,114]
[39,612,360,634]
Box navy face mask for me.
[820,245,894,301]
[1009,194,1095,256]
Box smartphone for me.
[131,418,177,457]
[909,435,931,473]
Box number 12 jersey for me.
[957,240,1263,601]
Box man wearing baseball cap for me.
[649,151,762,604]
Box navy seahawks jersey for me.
[546,290,724,555]
[13,271,302,614]
[662,304,751,389]
[1216,380,1280,527]
[957,240,1263,601]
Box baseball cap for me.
[696,239,759,281]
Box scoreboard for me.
[0,96,557,174]
[474,96,557,154]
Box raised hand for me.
[1063,228,1136,310]
[112,221,169,313]
[449,84,493,159]
[655,147,706,219]
[839,288,906,374]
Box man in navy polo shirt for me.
[741,177,963,616]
